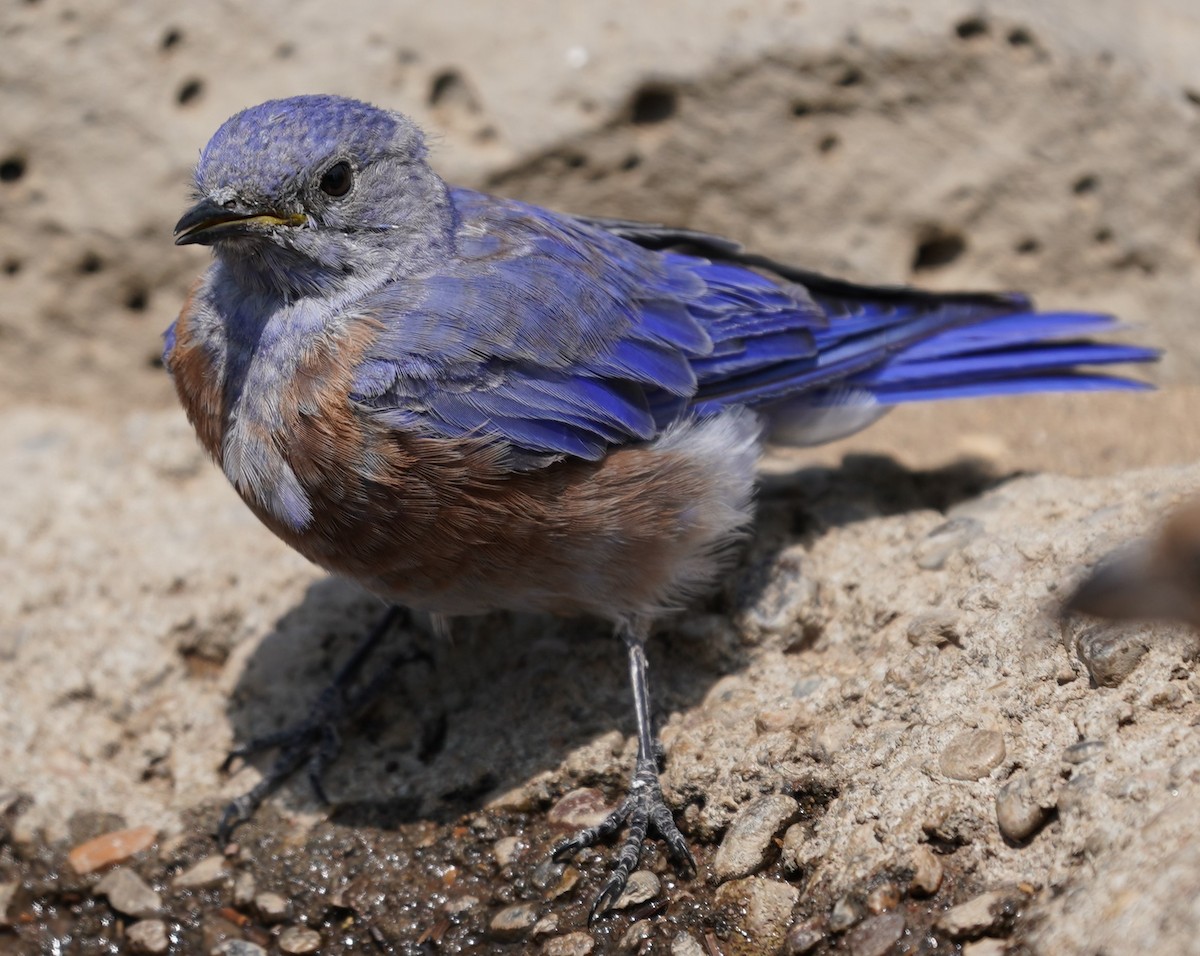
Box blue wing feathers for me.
[350,187,1155,461]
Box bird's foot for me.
[552,755,695,922]
[216,606,421,844]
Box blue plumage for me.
[349,186,1154,461]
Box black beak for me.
[174,198,306,246]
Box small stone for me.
[908,845,943,896]
[865,882,901,914]
[846,912,906,956]
[1062,739,1106,764]
[935,889,1020,939]
[232,870,256,907]
[914,518,982,570]
[712,793,801,882]
[906,610,963,647]
[670,931,706,956]
[493,835,522,867]
[939,729,1006,781]
[612,869,661,909]
[68,825,157,874]
[619,919,654,951]
[784,917,827,954]
[95,867,162,918]
[253,891,289,923]
[738,877,799,949]
[531,859,566,891]
[445,894,481,914]
[277,925,322,954]
[547,788,612,830]
[213,942,268,956]
[547,865,580,900]
[532,914,560,937]
[1075,627,1149,687]
[126,918,170,954]
[542,930,596,955]
[172,854,228,890]
[0,880,19,928]
[490,902,540,940]
[828,894,865,933]
[996,774,1054,843]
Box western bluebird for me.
[166,94,1157,916]
[1067,497,1200,629]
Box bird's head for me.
[176,95,450,297]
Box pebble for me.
[612,870,661,909]
[125,918,169,954]
[908,845,944,896]
[547,788,612,830]
[232,870,256,907]
[277,925,322,954]
[1075,628,1149,687]
[935,889,1020,939]
[213,941,267,956]
[939,729,1006,781]
[67,825,157,874]
[542,930,595,955]
[846,912,906,956]
[444,894,481,915]
[490,902,541,940]
[914,518,982,570]
[865,882,901,914]
[172,854,228,890]
[0,880,17,928]
[532,914,560,937]
[712,793,801,882]
[906,609,963,647]
[253,891,289,923]
[738,877,800,947]
[995,774,1054,843]
[827,893,865,933]
[493,835,522,868]
[784,917,827,954]
[670,931,706,956]
[619,919,654,951]
[94,867,161,918]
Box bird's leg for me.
[552,620,696,921]
[217,604,428,843]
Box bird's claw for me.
[552,756,695,922]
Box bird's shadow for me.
[221,452,1008,832]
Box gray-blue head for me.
[176,95,450,297]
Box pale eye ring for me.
[318,160,353,197]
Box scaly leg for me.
[217,604,427,843]
[552,620,695,920]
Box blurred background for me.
[2,0,1198,474]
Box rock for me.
[914,518,982,570]
[232,870,256,907]
[618,919,654,951]
[94,867,161,918]
[963,939,1009,956]
[541,930,596,955]
[171,854,228,890]
[906,609,963,647]
[0,880,18,928]
[908,845,944,896]
[531,914,560,937]
[865,882,901,914]
[670,931,706,956]
[939,729,1006,781]
[828,893,865,933]
[1075,627,1150,687]
[277,925,323,954]
[493,835,522,867]
[996,773,1055,843]
[67,825,156,874]
[126,918,170,954]
[935,889,1022,940]
[253,891,289,923]
[712,793,801,882]
[846,912,906,956]
[784,917,827,954]
[612,870,661,909]
[740,877,800,947]
[212,942,267,956]
[547,788,612,830]
[490,902,540,941]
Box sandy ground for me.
[2,2,1199,954]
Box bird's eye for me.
[318,161,353,197]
